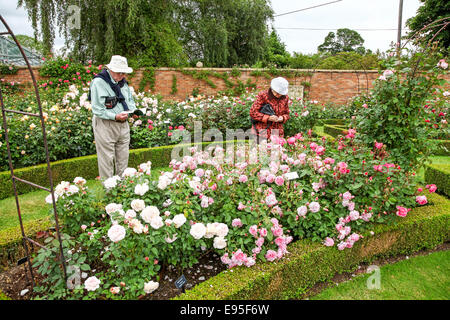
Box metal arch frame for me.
[0,15,68,288]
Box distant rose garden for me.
[0,47,448,299]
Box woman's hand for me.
[268,115,279,122]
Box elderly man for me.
[88,55,138,179]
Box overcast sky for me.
[1,0,423,55]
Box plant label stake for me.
[175,274,187,293]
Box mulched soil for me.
[1,242,448,300]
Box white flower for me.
[124,209,136,220]
[143,281,159,294]
[66,185,79,196]
[129,218,144,234]
[165,233,178,243]
[139,161,152,174]
[54,181,70,196]
[122,167,137,178]
[134,183,149,196]
[204,223,218,239]
[213,236,227,249]
[140,206,160,224]
[103,175,121,189]
[73,177,86,186]
[297,206,307,217]
[130,199,145,212]
[107,224,126,242]
[215,223,229,237]
[190,223,206,240]
[150,216,164,229]
[84,276,101,291]
[157,175,171,190]
[309,201,321,213]
[173,214,187,228]
[163,199,173,207]
[105,203,122,215]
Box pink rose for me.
[265,174,276,184]
[259,228,268,237]
[238,175,248,183]
[396,205,409,217]
[274,176,284,186]
[323,237,334,247]
[287,137,296,145]
[416,195,427,205]
[374,141,384,149]
[232,218,243,228]
[255,237,264,247]
[249,225,258,237]
[426,184,437,193]
[315,146,325,155]
[265,250,278,262]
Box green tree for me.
[18,0,187,66]
[318,28,366,54]
[264,29,291,67]
[177,0,273,67]
[406,0,450,50]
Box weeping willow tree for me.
[175,0,274,67]
[18,0,273,67]
[18,0,187,66]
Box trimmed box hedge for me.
[174,192,449,300]
[425,163,450,198]
[323,124,347,138]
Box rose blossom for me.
[107,224,126,243]
[308,201,320,213]
[396,205,409,217]
[238,175,248,183]
[130,199,145,212]
[134,183,149,196]
[323,237,334,247]
[232,218,243,228]
[274,176,284,186]
[190,223,206,239]
[265,250,278,262]
[249,225,258,237]
[110,286,120,294]
[173,214,187,228]
[297,205,307,217]
[213,236,227,249]
[84,276,101,291]
[140,206,160,224]
[143,281,159,294]
[416,195,427,205]
[426,184,437,193]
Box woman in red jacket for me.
[250,77,290,142]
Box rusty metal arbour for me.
[0,15,68,287]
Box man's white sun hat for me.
[270,77,289,95]
[106,55,133,74]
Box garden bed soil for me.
[0,242,448,300]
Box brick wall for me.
[2,67,448,105]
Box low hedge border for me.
[425,163,450,198]
[0,140,239,200]
[0,217,52,272]
[323,124,348,138]
[319,119,349,126]
[174,191,449,300]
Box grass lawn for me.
[310,249,450,300]
[0,167,169,232]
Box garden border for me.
[174,192,449,300]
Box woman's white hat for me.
[270,77,289,95]
[106,55,133,73]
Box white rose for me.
[129,218,144,234]
[103,176,120,189]
[165,234,178,243]
[105,203,122,215]
[173,214,187,228]
[107,224,126,242]
[122,168,137,178]
[130,199,145,212]
[213,236,227,249]
[84,276,101,291]
[190,223,206,240]
[143,281,159,294]
[124,209,136,220]
[297,206,308,217]
[66,185,79,195]
[140,206,160,224]
[73,177,86,186]
[134,183,149,196]
[150,216,164,229]
[215,223,229,237]
[204,223,218,239]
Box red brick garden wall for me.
[3,67,449,105]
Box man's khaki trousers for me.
[92,116,130,179]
